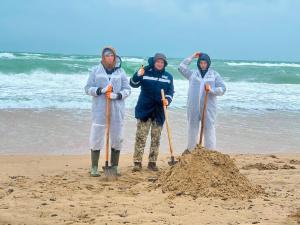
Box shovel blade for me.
[168,156,178,167]
[168,161,178,167]
[102,166,117,180]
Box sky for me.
[0,0,300,61]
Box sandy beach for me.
[1,152,300,224]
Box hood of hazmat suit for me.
[197,53,211,78]
[178,54,226,150]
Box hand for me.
[101,85,113,94]
[194,52,201,58]
[137,65,145,76]
[205,85,211,91]
[106,92,118,99]
[209,89,214,94]
[162,99,168,106]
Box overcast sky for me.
[1,0,299,61]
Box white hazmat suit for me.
[178,57,226,150]
[85,56,131,151]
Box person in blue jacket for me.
[130,53,174,171]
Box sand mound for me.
[290,210,300,223]
[242,163,279,170]
[156,146,265,199]
[242,163,296,170]
[290,159,300,165]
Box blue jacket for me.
[130,57,174,126]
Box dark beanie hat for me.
[153,53,168,66]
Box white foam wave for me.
[122,57,146,63]
[0,72,299,112]
[0,53,16,59]
[227,62,300,68]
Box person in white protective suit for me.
[178,52,226,155]
[85,47,131,176]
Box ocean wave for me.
[122,57,146,63]
[0,53,16,59]
[227,62,300,68]
[0,74,299,112]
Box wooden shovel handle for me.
[161,89,174,157]
[105,95,110,162]
[199,89,209,146]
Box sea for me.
[0,52,299,155]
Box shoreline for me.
[1,153,300,224]
[1,109,300,155]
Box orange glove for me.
[194,52,201,58]
[137,65,145,76]
[162,99,168,106]
[101,85,113,94]
[205,85,210,91]
[107,85,113,92]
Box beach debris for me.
[155,145,265,199]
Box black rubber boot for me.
[132,162,142,172]
[147,162,158,171]
[111,148,121,176]
[91,150,100,177]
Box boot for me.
[111,148,121,176]
[147,162,158,171]
[91,150,100,177]
[132,162,142,172]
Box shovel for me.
[161,89,178,166]
[102,92,117,180]
[199,85,210,146]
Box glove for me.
[101,85,113,94]
[205,84,211,91]
[106,92,118,99]
[162,99,168,106]
[210,89,214,94]
[194,52,201,58]
[137,65,145,76]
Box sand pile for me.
[156,146,265,199]
[242,163,296,170]
[290,210,300,223]
[242,163,279,170]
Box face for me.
[154,59,165,70]
[200,60,208,70]
[104,54,115,64]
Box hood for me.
[197,53,211,78]
[153,53,168,66]
[144,57,167,74]
[101,46,117,70]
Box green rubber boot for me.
[111,148,121,176]
[91,150,100,177]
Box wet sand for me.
[0,153,300,224]
[0,109,299,155]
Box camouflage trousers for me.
[133,118,163,163]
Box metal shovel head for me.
[102,166,117,180]
[168,156,178,167]
[168,160,179,166]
